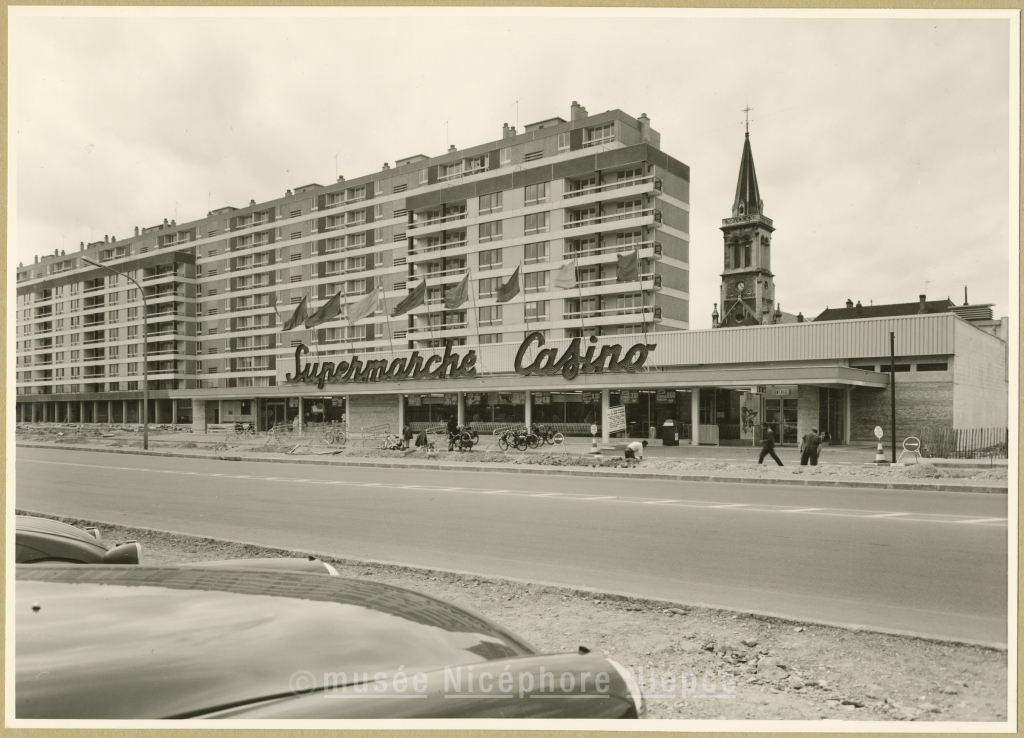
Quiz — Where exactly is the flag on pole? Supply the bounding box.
[616,250,639,282]
[496,266,521,303]
[270,292,281,320]
[304,292,344,329]
[347,284,380,324]
[282,294,309,331]
[392,279,426,316]
[553,259,578,289]
[444,272,470,309]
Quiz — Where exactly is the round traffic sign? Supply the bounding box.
[590,424,598,436]
[903,436,921,452]
[873,426,883,440]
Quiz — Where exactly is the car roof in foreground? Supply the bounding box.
[17,564,536,719]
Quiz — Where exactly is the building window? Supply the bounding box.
[478,277,500,299]
[524,300,549,322]
[880,364,912,373]
[916,362,949,372]
[478,248,502,271]
[584,123,615,147]
[478,220,503,243]
[374,180,384,196]
[479,333,502,344]
[419,169,428,185]
[374,204,384,219]
[500,148,512,166]
[478,305,502,327]
[524,182,549,204]
[524,212,550,235]
[478,192,503,215]
[524,241,549,264]
[524,271,548,294]
[557,132,570,151]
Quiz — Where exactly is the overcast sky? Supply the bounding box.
[9,9,1016,326]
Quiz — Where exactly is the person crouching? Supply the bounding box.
[625,439,648,466]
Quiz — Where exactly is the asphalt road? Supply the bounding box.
[16,447,1009,646]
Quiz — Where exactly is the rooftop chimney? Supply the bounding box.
[964,286,969,306]
[134,226,139,236]
[54,249,59,256]
[502,122,510,139]
[638,112,650,139]
[918,294,927,314]
[34,255,38,263]
[61,249,65,256]
[845,299,854,309]
[249,200,255,206]
[80,241,85,250]
[856,300,862,309]
[164,218,168,225]
[286,189,292,195]
[336,176,344,182]
[382,162,390,170]
[448,144,457,153]
[797,312,804,323]
[570,101,588,121]
[104,235,109,243]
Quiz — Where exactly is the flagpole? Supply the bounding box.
[519,261,534,364]
[469,270,483,349]
[379,287,396,360]
[573,260,587,336]
[637,248,647,339]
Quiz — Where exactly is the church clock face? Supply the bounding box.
[735,281,746,294]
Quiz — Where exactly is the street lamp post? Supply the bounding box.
[82,257,149,450]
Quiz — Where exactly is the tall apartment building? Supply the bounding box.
[15,102,690,425]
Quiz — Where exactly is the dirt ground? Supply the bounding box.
[18,511,1009,723]
[16,425,1008,487]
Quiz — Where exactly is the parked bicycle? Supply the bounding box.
[448,424,477,452]
[234,422,256,438]
[381,433,404,451]
[532,424,556,445]
[316,424,346,446]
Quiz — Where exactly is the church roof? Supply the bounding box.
[814,298,955,322]
[732,133,763,217]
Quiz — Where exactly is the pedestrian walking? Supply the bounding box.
[758,426,784,466]
[800,427,822,466]
[401,423,413,450]
[624,439,648,466]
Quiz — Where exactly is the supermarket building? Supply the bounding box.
[14,103,1008,445]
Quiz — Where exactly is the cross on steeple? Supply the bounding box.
[742,105,753,135]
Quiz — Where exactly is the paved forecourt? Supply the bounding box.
[16,446,1009,647]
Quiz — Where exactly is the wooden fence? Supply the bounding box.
[919,427,1008,459]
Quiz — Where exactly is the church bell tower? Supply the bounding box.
[715,116,779,328]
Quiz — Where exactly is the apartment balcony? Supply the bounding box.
[83,330,105,344]
[582,134,616,149]
[578,273,662,291]
[565,239,663,261]
[34,325,53,335]
[231,364,272,373]
[408,211,468,233]
[147,326,185,337]
[146,304,184,318]
[146,362,181,375]
[563,174,663,200]
[33,371,53,380]
[407,321,469,335]
[408,237,468,263]
[83,283,105,294]
[409,265,468,283]
[83,354,106,363]
[564,207,662,231]
[34,339,53,350]
[83,316,105,327]
[143,268,180,282]
[82,368,106,378]
[562,304,662,322]
[435,166,486,184]
[33,307,53,319]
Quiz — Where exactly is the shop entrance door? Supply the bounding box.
[764,398,800,444]
[263,401,286,431]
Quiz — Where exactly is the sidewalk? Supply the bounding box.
[16,427,1009,494]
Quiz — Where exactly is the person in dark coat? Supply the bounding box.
[758,426,783,466]
[800,427,822,466]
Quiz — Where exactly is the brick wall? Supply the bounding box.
[850,379,953,442]
[348,393,400,437]
[953,320,1009,428]
[797,386,819,443]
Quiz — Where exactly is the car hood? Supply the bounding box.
[17,565,535,719]
[16,515,108,563]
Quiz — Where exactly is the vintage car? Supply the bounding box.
[15,514,142,565]
[17,563,644,719]
[15,515,339,575]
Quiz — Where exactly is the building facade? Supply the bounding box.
[15,104,1008,447]
[15,103,690,427]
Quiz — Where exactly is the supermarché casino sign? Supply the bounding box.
[286,332,657,389]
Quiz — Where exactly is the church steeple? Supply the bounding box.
[731,132,763,218]
[715,121,778,329]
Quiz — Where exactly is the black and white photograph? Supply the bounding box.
[8,6,1018,727]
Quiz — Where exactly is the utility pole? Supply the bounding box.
[890,331,896,464]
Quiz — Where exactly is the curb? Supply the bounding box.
[17,442,1008,494]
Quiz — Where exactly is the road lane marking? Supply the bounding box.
[18,458,1007,527]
